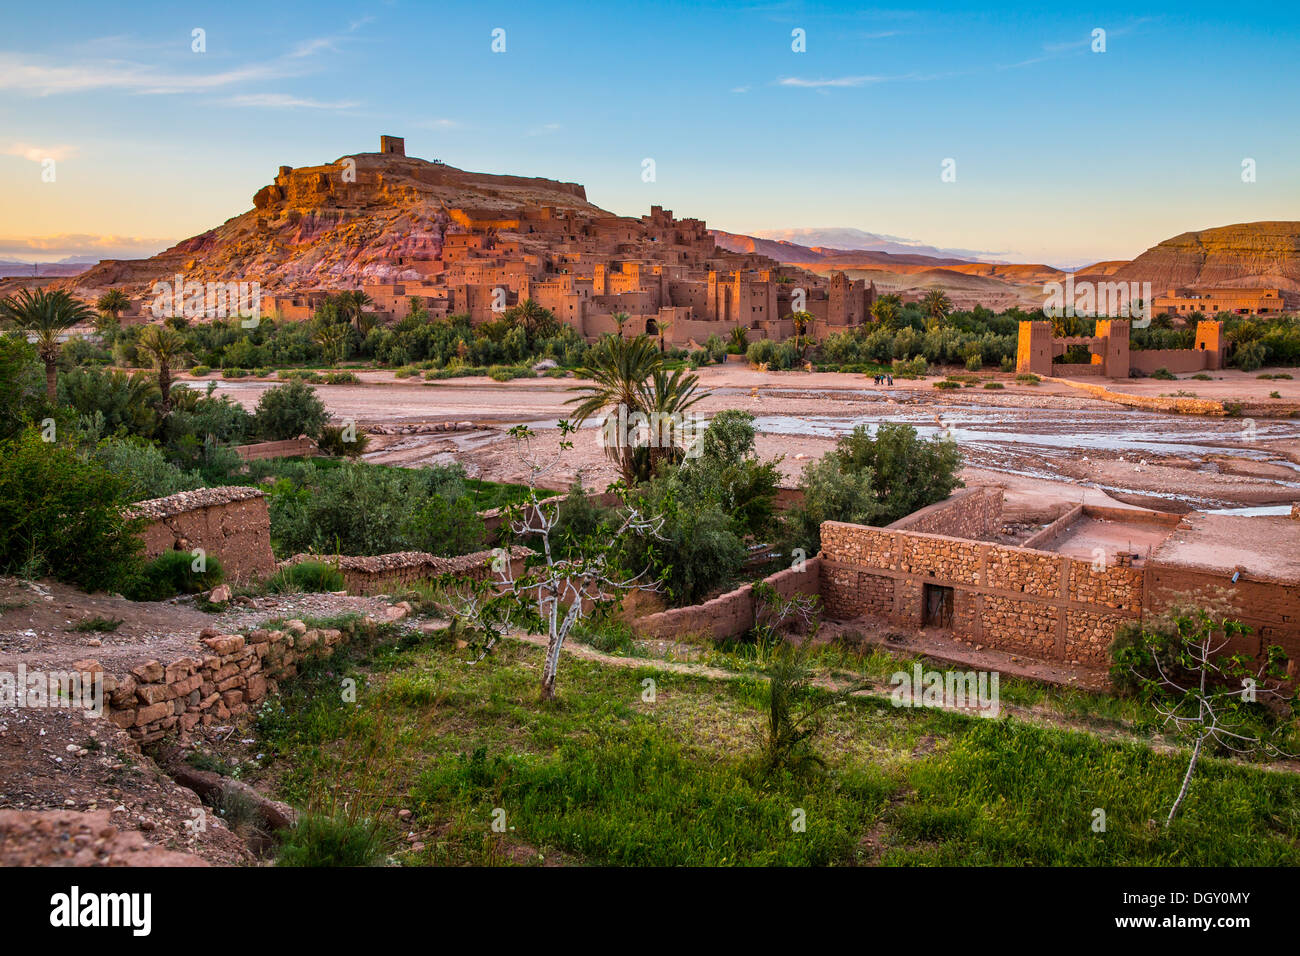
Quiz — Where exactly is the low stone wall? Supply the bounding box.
[97,622,345,743]
[1021,504,1084,551]
[278,547,528,595]
[887,486,1003,539]
[632,558,822,641]
[1047,377,1227,416]
[819,521,1144,666]
[128,487,277,583]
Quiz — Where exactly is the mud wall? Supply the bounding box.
[278,547,529,595]
[1129,349,1212,376]
[130,487,277,583]
[632,558,822,641]
[234,437,318,461]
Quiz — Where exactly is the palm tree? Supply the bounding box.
[506,298,556,342]
[870,294,903,330]
[313,319,349,367]
[612,311,630,338]
[135,324,189,417]
[0,288,96,401]
[789,310,812,357]
[96,288,131,320]
[338,290,375,332]
[567,335,665,483]
[922,289,951,329]
[638,366,704,478]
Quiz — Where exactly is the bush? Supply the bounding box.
[254,381,329,440]
[122,550,224,602]
[933,380,961,389]
[983,381,1004,390]
[402,495,486,557]
[267,561,345,594]
[1015,373,1040,384]
[191,365,211,376]
[316,424,370,458]
[1234,340,1266,372]
[94,437,203,501]
[0,430,143,591]
[277,813,385,867]
[1151,367,1176,380]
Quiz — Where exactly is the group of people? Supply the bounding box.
[872,373,894,386]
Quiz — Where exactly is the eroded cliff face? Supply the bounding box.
[62,151,605,296]
[1113,221,1300,294]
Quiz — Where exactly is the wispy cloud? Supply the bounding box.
[0,233,175,260]
[778,74,887,88]
[0,52,284,95]
[526,122,562,136]
[730,85,751,94]
[4,142,77,162]
[223,92,359,110]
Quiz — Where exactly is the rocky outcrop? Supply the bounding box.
[1101,221,1300,300]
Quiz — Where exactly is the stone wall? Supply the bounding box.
[819,521,1144,666]
[632,558,821,641]
[96,622,345,743]
[128,487,277,583]
[887,486,1004,539]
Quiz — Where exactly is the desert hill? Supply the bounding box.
[62,151,612,296]
[1098,222,1300,297]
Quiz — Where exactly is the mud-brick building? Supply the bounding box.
[819,487,1300,671]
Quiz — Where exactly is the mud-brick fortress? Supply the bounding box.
[261,137,876,346]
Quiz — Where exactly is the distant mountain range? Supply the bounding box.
[0,257,96,278]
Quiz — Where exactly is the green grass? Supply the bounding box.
[73,615,123,632]
[247,627,1300,866]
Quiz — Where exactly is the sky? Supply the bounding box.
[2,0,1298,268]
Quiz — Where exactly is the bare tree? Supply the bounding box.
[1117,603,1296,826]
[443,421,663,700]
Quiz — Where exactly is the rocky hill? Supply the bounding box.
[62,151,611,296]
[1099,221,1300,298]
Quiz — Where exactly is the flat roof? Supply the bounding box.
[1150,512,1300,581]
[1047,515,1177,566]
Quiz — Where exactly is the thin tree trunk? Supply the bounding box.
[44,360,57,402]
[159,366,172,417]
[1167,734,1203,827]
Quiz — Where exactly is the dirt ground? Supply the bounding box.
[192,364,1300,513]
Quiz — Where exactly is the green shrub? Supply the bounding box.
[322,371,359,385]
[983,381,1004,389]
[1151,367,1176,380]
[933,380,961,389]
[277,813,385,867]
[191,365,211,376]
[123,550,224,601]
[402,495,486,557]
[1015,373,1040,384]
[1234,340,1266,372]
[316,424,370,458]
[93,437,203,501]
[267,561,345,594]
[254,381,329,440]
[0,430,143,591]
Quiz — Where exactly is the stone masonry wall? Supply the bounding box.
[886,486,1004,539]
[279,547,529,595]
[129,487,277,583]
[93,622,345,744]
[819,521,1144,666]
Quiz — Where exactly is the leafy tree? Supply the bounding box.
[567,334,667,483]
[834,422,964,524]
[0,289,96,400]
[0,334,46,442]
[254,381,328,440]
[93,436,203,500]
[0,429,143,591]
[922,289,952,329]
[402,494,485,556]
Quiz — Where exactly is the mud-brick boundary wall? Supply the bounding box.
[818,521,1145,666]
[128,487,277,583]
[886,486,1004,538]
[632,559,822,641]
[278,547,529,595]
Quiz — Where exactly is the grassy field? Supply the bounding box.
[250,618,1300,867]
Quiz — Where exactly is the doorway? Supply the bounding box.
[923,584,954,628]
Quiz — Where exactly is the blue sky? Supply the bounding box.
[2,0,1297,266]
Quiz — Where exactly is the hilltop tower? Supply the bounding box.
[379,135,405,156]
